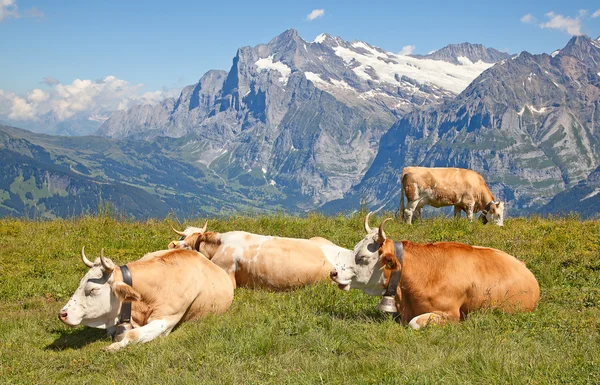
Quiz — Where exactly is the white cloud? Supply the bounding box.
[306,9,324,21]
[0,0,44,22]
[540,12,583,36]
[0,0,18,21]
[592,9,600,18]
[398,45,415,55]
[0,75,179,123]
[520,13,534,23]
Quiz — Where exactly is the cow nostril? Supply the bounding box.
[330,270,338,279]
[59,311,68,321]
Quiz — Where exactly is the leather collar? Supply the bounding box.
[119,265,132,324]
[382,241,404,297]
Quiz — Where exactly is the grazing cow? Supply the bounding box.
[329,213,539,328]
[168,222,351,290]
[58,247,233,351]
[400,166,505,226]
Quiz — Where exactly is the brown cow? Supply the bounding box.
[168,223,352,291]
[400,166,505,225]
[329,213,540,328]
[59,247,234,351]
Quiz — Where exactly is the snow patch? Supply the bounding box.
[332,44,493,94]
[255,55,291,84]
[304,72,326,84]
[517,105,547,115]
[580,188,600,202]
[88,114,109,123]
[456,56,473,65]
[261,167,267,174]
[330,78,354,90]
[530,105,546,114]
[313,33,327,44]
[551,50,560,58]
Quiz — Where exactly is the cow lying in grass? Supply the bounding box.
[169,222,351,290]
[59,247,234,351]
[329,213,539,328]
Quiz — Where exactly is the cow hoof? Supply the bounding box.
[103,342,124,352]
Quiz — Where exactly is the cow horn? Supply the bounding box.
[170,225,186,237]
[364,212,373,233]
[378,218,393,243]
[99,248,115,272]
[200,220,208,233]
[81,246,94,268]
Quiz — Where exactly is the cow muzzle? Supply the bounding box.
[58,310,68,322]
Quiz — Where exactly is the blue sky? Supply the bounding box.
[1,0,599,126]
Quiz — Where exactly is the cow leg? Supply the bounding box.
[407,311,459,330]
[453,206,462,219]
[104,316,180,351]
[465,203,475,222]
[404,200,420,225]
[414,203,425,221]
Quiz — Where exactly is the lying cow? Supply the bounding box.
[58,247,234,351]
[329,213,539,328]
[400,166,505,226]
[169,222,351,290]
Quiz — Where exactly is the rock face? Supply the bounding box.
[98,29,498,206]
[538,165,600,219]
[325,36,600,214]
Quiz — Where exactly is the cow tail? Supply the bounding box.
[399,172,406,221]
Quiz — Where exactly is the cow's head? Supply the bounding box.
[168,221,208,250]
[169,222,221,258]
[481,201,505,226]
[58,247,140,329]
[329,213,392,296]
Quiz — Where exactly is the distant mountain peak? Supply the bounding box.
[413,42,513,65]
[269,28,303,45]
[560,34,600,66]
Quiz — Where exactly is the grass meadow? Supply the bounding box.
[1,213,599,384]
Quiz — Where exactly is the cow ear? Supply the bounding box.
[112,282,141,302]
[380,253,399,270]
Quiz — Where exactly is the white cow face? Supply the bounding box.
[485,201,505,226]
[58,248,139,329]
[329,214,388,296]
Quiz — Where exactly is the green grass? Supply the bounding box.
[1,213,600,384]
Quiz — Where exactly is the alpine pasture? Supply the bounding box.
[1,213,599,384]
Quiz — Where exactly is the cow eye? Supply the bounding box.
[356,255,370,264]
[85,287,99,296]
[179,236,185,241]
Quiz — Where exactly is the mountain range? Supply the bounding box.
[2,30,599,219]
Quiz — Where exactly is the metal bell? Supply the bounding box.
[377,295,397,313]
[114,322,133,342]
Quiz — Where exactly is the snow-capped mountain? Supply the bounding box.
[412,42,513,65]
[324,35,600,214]
[97,29,507,206]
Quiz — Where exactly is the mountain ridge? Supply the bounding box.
[323,35,600,214]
